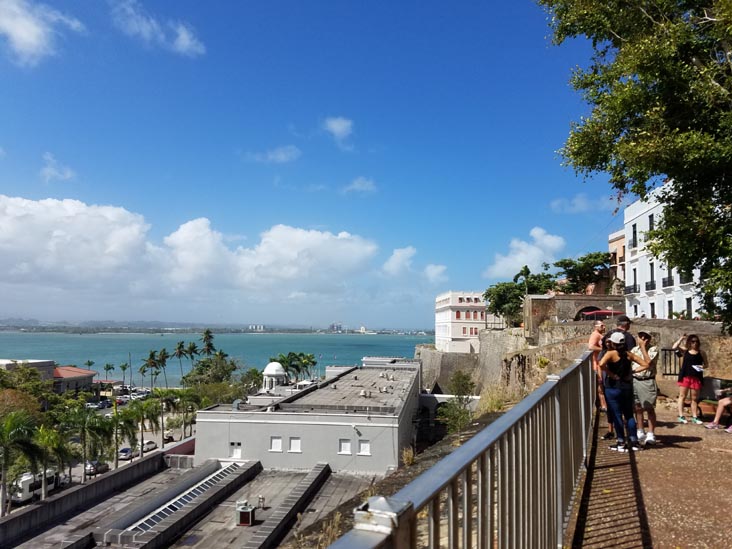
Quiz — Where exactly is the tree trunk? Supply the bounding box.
[41,459,48,501]
[0,468,7,518]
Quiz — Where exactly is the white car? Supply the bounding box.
[142,440,158,452]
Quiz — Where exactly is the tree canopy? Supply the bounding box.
[538,0,732,330]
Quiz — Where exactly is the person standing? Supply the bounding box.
[614,314,637,350]
[630,331,659,444]
[673,334,705,424]
[599,331,649,452]
[588,320,608,412]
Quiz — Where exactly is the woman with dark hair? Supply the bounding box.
[599,331,649,452]
[673,334,705,424]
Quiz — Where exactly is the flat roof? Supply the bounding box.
[278,365,418,415]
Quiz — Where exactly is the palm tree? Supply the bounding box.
[0,411,39,516]
[201,329,215,356]
[138,364,148,391]
[84,359,95,370]
[154,389,179,449]
[269,353,293,383]
[119,362,129,387]
[65,407,110,484]
[127,399,160,459]
[299,353,318,380]
[287,352,303,383]
[157,348,170,389]
[110,409,137,470]
[104,363,115,381]
[173,341,187,381]
[213,349,229,360]
[186,342,200,372]
[143,351,157,391]
[177,389,201,438]
[34,425,61,500]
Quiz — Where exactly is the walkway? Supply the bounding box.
[565,400,732,548]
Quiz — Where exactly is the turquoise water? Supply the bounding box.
[0,331,432,387]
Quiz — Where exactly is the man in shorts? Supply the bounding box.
[631,331,659,444]
[588,320,608,413]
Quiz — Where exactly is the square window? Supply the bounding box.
[358,440,371,456]
[289,437,301,453]
[269,436,282,452]
[338,438,351,455]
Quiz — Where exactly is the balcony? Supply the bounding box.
[624,284,639,294]
[628,237,638,249]
[662,276,674,288]
[645,280,656,291]
[617,255,625,264]
[680,272,694,284]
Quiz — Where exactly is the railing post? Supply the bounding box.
[351,495,415,549]
[547,373,563,549]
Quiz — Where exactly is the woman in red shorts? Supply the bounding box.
[673,334,705,424]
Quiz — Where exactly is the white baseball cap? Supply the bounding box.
[609,332,626,345]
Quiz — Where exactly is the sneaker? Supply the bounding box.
[637,429,646,441]
[705,422,720,430]
[644,433,656,445]
[725,425,732,434]
[609,442,628,452]
[629,441,642,451]
[690,416,703,425]
[678,416,688,424]
[601,431,615,440]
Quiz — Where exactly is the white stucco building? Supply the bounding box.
[434,291,504,353]
[194,358,421,476]
[623,187,701,319]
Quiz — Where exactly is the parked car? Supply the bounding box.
[104,412,115,419]
[98,400,112,409]
[116,397,128,405]
[118,447,140,460]
[142,440,158,452]
[84,402,99,410]
[84,460,110,475]
[163,430,175,443]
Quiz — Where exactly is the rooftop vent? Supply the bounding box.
[232,399,242,411]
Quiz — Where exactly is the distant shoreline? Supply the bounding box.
[0,327,434,336]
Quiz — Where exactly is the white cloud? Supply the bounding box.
[111,0,205,57]
[39,152,75,182]
[382,246,416,277]
[323,116,353,149]
[245,145,301,164]
[0,0,84,66]
[342,176,376,195]
[0,194,380,307]
[424,264,447,284]
[170,21,205,57]
[483,227,566,279]
[550,193,617,214]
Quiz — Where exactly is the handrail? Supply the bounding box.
[330,351,595,549]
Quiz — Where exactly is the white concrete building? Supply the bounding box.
[194,358,421,476]
[623,187,701,319]
[435,291,504,353]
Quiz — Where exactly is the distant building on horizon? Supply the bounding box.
[434,291,505,353]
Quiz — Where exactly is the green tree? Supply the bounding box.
[84,360,95,370]
[103,363,115,381]
[201,329,216,357]
[173,341,187,381]
[64,406,111,484]
[0,411,39,516]
[182,355,238,386]
[157,348,170,389]
[33,425,63,500]
[186,341,200,371]
[437,371,476,443]
[119,362,129,387]
[553,252,612,294]
[484,265,556,326]
[240,368,263,395]
[109,408,136,469]
[538,0,732,330]
[127,399,160,460]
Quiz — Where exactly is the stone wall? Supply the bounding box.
[415,319,732,397]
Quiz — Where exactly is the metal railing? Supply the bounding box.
[330,353,595,549]
[624,284,639,294]
[662,276,674,288]
[661,348,681,376]
[645,280,656,291]
[679,273,693,284]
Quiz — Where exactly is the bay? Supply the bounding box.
[0,331,433,387]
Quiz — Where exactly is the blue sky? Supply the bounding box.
[0,0,624,329]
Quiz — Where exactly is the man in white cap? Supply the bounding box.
[630,331,659,444]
